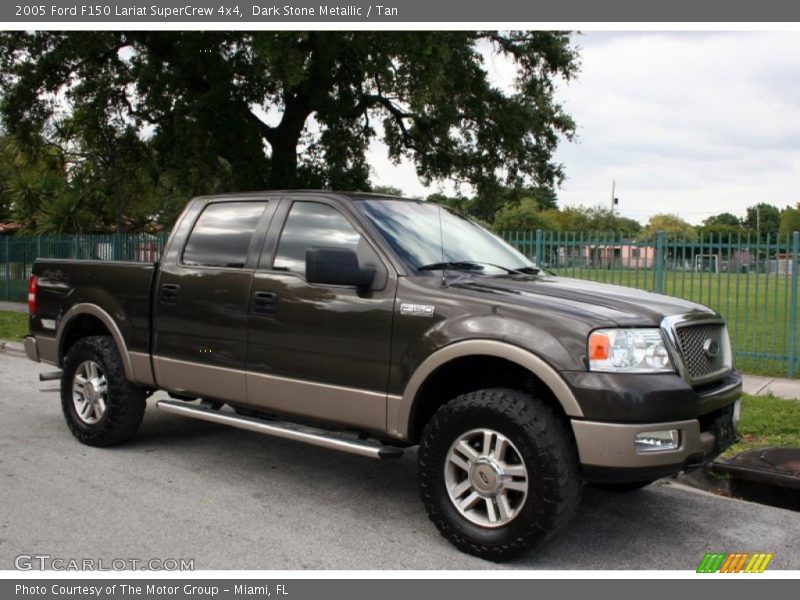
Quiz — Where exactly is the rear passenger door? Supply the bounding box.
[153,199,276,403]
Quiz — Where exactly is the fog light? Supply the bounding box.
[733,400,741,427]
[635,430,680,453]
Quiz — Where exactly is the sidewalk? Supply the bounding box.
[0,301,26,313]
[742,374,800,400]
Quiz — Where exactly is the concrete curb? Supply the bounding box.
[0,339,26,358]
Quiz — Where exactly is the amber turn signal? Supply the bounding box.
[588,332,610,361]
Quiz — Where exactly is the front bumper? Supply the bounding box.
[574,415,729,483]
[569,372,742,483]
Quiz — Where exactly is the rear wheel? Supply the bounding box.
[61,336,146,446]
[418,388,581,561]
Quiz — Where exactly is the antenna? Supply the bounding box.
[437,201,447,287]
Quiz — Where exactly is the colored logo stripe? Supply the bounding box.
[697,552,773,573]
[697,553,727,573]
[744,553,773,573]
[720,553,748,573]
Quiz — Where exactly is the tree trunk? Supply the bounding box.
[269,135,300,189]
[265,94,312,189]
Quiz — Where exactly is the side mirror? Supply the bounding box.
[306,247,376,288]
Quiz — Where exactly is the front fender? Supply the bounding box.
[387,333,585,441]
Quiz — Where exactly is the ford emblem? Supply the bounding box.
[703,338,720,359]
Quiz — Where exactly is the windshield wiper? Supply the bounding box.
[417,261,537,275]
[514,266,543,275]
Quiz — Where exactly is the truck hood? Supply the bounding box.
[448,274,713,326]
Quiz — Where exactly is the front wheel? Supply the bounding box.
[418,388,582,561]
[61,336,146,447]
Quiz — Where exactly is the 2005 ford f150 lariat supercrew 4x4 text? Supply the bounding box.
[24,191,742,560]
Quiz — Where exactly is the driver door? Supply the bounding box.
[245,196,397,431]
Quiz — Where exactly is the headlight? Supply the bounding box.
[588,328,674,373]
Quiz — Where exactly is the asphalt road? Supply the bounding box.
[1,350,798,571]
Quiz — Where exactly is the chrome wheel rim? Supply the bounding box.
[444,428,529,528]
[72,360,108,425]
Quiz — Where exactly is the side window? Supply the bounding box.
[183,202,267,268]
[273,202,374,275]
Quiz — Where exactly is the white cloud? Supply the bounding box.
[554,31,800,224]
[367,31,800,225]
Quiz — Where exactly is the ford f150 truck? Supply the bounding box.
[24,191,742,560]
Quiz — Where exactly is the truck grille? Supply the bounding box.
[673,323,730,383]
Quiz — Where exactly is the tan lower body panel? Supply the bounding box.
[151,356,388,433]
[571,418,716,468]
[245,371,387,432]
[129,351,155,387]
[152,356,248,404]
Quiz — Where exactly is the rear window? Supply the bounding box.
[182,202,267,268]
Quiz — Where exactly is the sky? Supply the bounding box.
[365,31,800,226]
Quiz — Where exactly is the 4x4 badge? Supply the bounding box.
[400,303,435,317]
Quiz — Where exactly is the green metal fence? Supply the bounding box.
[501,229,800,378]
[0,233,169,306]
[2,230,800,378]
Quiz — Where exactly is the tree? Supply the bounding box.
[644,213,696,241]
[696,212,742,237]
[744,203,781,238]
[370,185,404,196]
[493,197,558,231]
[780,204,800,238]
[468,184,559,221]
[0,134,77,232]
[540,205,641,233]
[0,31,579,221]
[703,212,741,228]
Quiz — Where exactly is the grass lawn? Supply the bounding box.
[723,393,800,456]
[0,310,28,341]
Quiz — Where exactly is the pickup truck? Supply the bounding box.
[24,191,742,561]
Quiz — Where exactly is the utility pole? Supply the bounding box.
[756,205,761,239]
[610,180,619,215]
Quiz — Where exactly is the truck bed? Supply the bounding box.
[31,259,157,355]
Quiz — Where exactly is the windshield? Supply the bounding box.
[356,199,537,274]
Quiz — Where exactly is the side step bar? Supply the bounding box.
[156,400,404,460]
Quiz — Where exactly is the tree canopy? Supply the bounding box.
[0,31,579,232]
[644,213,696,241]
[493,197,558,231]
[543,205,641,233]
[780,204,800,239]
[744,203,781,239]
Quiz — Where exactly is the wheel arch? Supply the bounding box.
[57,303,135,381]
[389,340,584,442]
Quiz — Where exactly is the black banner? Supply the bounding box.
[4,0,800,23]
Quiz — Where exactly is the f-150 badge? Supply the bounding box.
[400,303,435,317]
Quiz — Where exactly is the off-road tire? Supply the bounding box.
[418,388,582,562]
[61,335,146,446]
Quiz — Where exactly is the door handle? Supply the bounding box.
[160,283,180,303]
[252,291,278,314]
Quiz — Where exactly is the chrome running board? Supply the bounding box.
[156,400,404,460]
